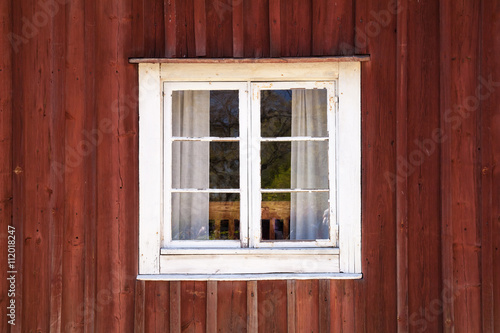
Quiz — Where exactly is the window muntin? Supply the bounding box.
[164,82,249,248]
[164,81,337,250]
[251,82,337,248]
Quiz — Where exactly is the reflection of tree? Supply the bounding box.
[210,91,239,137]
[261,90,292,137]
[261,90,293,200]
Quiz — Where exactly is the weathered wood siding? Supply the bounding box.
[1,0,499,331]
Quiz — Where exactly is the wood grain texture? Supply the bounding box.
[232,0,244,57]
[355,0,398,331]
[295,280,319,332]
[0,1,12,332]
[243,0,269,58]
[442,1,482,332]
[5,0,500,332]
[247,281,258,332]
[406,0,442,332]
[206,0,233,57]
[217,281,247,332]
[257,280,287,332]
[206,281,217,333]
[180,281,207,332]
[480,2,500,331]
[395,0,409,331]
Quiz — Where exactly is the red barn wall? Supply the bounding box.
[0,0,499,332]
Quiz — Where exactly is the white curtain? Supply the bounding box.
[290,90,329,240]
[171,91,210,240]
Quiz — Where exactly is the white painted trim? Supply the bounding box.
[160,248,339,255]
[159,62,340,82]
[138,63,162,274]
[159,253,339,274]
[137,61,362,276]
[137,273,363,281]
[338,62,362,273]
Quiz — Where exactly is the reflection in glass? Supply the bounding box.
[260,192,329,241]
[261,89,328,137]
[210,91,239,137]
[210,142,239,189]
[172,193,240,240]
[261,142,328,190]
[172,90,239,138]
[261,90,292,137]
[261,142,291,190]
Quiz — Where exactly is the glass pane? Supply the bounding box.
[261,90,292,137]
[172,90,210,137]
[172,141,209,189]
[172,90,239,137]
[261,89,328,137]
[172,193,240,240]
[261,192,329,241]
[172,141,240,189]
[261,141,329,189]
[209,193,240,240]
[261,142,291,189]
[210,90,239,137]
[210,142,239,189]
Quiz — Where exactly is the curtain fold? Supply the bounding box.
[171,91,210,240]
[290,90,329,240]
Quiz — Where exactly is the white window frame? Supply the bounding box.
[136,59,362,280]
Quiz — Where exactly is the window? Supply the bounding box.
[134,58,363,279]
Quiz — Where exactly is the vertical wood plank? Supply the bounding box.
[480,2,500,331]
[217,281,247,332]
[206,0,233,57]
[329,281,343,332]
[0,1,13,332]
[396,0,409,331]
[232,0,244,57]
[143,0,165,57]
[94,0,138,330]
[206,281,217,333]
[61,0,90,331]
[165,0,177,57]
[355,0,397,331]
[296,280,319,332]
[257,280,287,332]
[83,2,98,332]
[280,0,312,57]
[194,0,207,56]
[11,2,25,328]
[170,281,181,333]
[19,0,55,329]
[268,0,281,57]
[312,0,354,56]
[247,281,258,332]
[134,280,145,333]
[144,281,157,332]
[318,280,330,333]
[243,0,269,58]
[439,0,454,330]
[441,1,482,332]
[406,1,442,332]
[287,280,296,333]
[180,281,207,332]
[48,0,66,329]
[144,282,170,331]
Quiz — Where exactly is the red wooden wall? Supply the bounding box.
[0,0,499,331]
